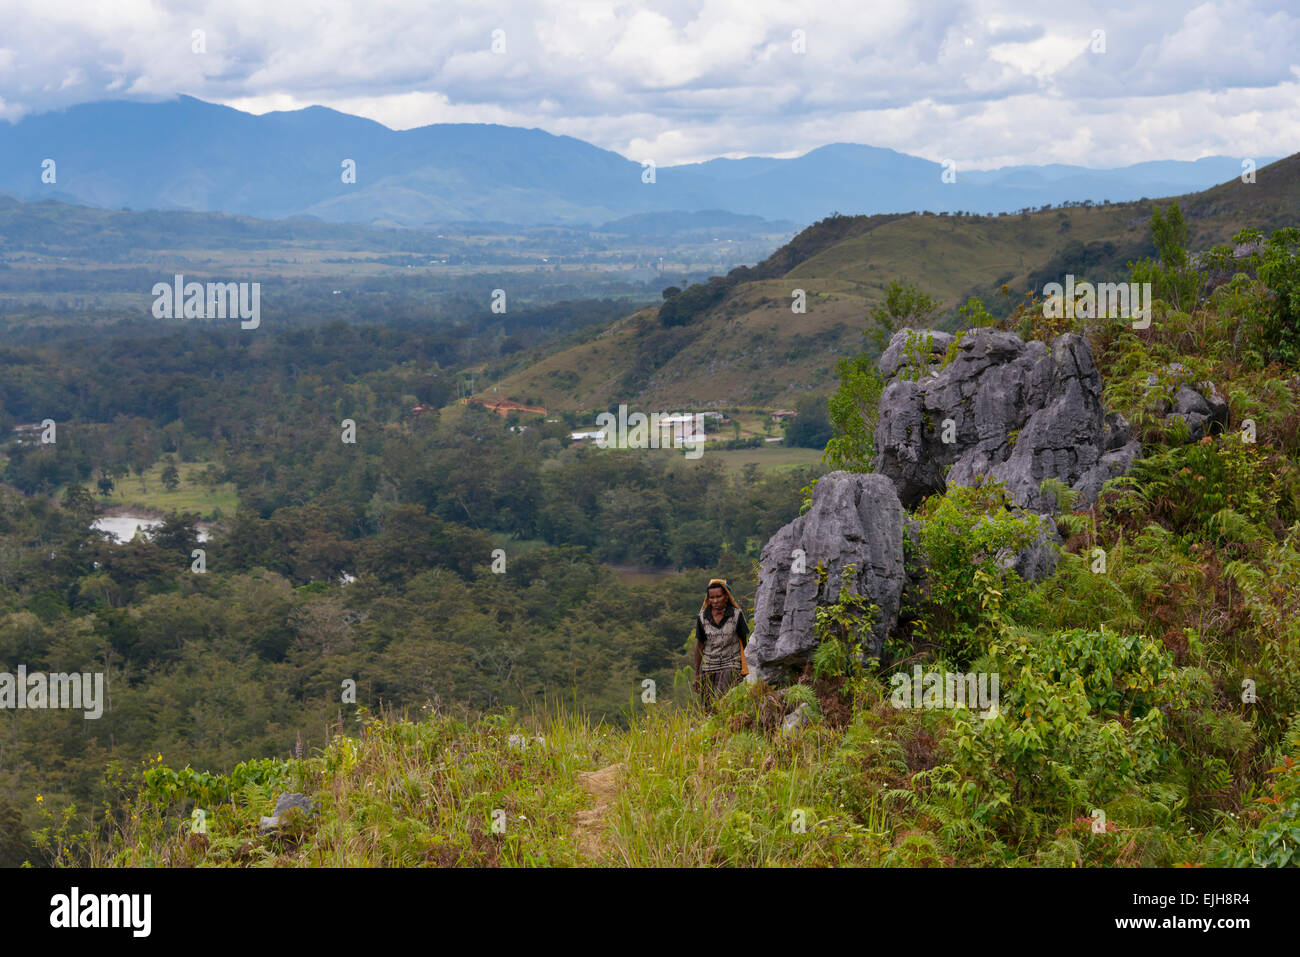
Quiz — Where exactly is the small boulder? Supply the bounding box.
[780,703,812,735]
[259,792,315,834]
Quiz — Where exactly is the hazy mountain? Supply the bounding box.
[0,96,1279,227]
[593,210,797,237]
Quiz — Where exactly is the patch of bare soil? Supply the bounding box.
[573,762,625,861]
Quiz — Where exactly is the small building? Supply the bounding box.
[655,413,707,445]
[9,423,45,446]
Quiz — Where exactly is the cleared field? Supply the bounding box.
[96,460,239,519]
[584,442,824,472]
[706,445,825,472]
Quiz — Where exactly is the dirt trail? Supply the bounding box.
[573,763,625,860]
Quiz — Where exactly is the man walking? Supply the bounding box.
[693,578,749,711]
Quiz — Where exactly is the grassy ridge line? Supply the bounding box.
[55,699,918,868]
[490,155,1300,413]
[55,672,1297,868]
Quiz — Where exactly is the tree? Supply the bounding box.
[0,798,30,868]
[160,461,180,492]
[824,353,885,473]
[783,394,833,449]
[866,279,939,353]
[96,470,115,498]
[62,483,97,522]
[671,519,722,569]
[1128,201,1201,313]
[150,512,200,556]
[1204,226,1300,366]
[1257,227,1300,364]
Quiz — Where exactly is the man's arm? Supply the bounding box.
[694,618,704,680]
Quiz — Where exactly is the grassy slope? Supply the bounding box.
[93,460,239,520]
[59,702,996,867]
[489,154,1300,413]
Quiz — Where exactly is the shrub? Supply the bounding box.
[824,353,884,472]
[913,482,1044,662]
[1113,434,1273,536]
[930,625,1186,840]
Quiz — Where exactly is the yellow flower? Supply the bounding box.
[35,795,43,803]
[156,754,163,762]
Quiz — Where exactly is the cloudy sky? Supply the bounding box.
[0,0,1296,168]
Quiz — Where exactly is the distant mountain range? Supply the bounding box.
[0,95,1281,228]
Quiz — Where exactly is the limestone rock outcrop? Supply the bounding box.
[873,328,1142,512]
[746,327,1230,686]
[746,471,906,682]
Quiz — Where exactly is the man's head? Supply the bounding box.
[707,583,728,614]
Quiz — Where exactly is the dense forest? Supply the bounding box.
[4,205,1300,870]
[0,301,820,865]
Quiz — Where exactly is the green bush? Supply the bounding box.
[824,353,884,473]
[1114,434,1274,536]
[932,625,1186,840]
[913,482,1044,662]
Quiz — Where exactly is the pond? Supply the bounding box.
[93,514,211,544]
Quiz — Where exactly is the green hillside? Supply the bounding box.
[488,154,1300,414]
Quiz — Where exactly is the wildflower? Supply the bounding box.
[36,795,43,803]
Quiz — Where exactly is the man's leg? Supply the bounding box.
[715,667,740,698]
[700,670,720,711]
[701,668,739,712]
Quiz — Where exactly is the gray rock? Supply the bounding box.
[1168,383,1229,441]
[993,511,1061,582]
[1144,366,1229,442]
[874,328,1140,512]
[877,328,955,380]
[747,471,906,683]
[259,792,315,834]
[780,702,812,735]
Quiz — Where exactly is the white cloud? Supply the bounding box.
[0,0,1294,166]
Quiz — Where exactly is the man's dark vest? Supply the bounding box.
[699,606,744,673]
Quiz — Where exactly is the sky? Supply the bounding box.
[0,0,1296,168]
